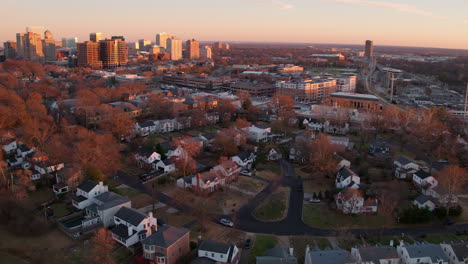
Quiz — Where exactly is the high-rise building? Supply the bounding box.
[138,39,152,52]
[150,45,161,54]
[90,32,102,42]
[26,26,45,36]
[166,37,182,61]
[200,46,212,59]
[17,32,45,62]
[99,37,128,68]
[186,39,200,59]
[3,41,17,59]
[77,41,102,68]
[214,41,229,50]
[365,40,374,58]
[62,37,78,49]
[156,32,171,49]
[43,30,56,62]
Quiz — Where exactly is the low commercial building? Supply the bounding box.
[329,92,382,111]
[229,81,276,97]
[276,78,337,103]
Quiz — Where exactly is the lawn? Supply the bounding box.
[25,188,54,207]
[295,166,333,194]
[232,176,268,194]
[0,252,28,264]
[366,235,415,246]
[290,236,332,264]
[248,235,278,264]
[417,234,468,244]
[50,203,71,218]
[130,193,154,209]
[111,187,141,198]
[252,186,290,221]
[222,190,250,214]
[111,246,133,263]
[256,161,281,175]
[303,204,387,228]
[459,198,468,222]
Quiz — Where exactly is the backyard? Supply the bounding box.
[248,235,279,264]
[253,186,290,221]
[303,204,387,228]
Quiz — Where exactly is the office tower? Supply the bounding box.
[26,26,45,36]
[90,32,102,42]
[99,37,128,68]
[214,41,223,49]
[62,37,78,49]
[186,39,200,59]
[43,30,56,62]
[166,37,182,61]
[200,46,212,59]
[156,32,171,49]
[18,32,45,62]
[138,39,151,51]
[365,40,374,58]
[150,45,161,54]
[127,42,139,56]
[3,41,17,59]
[77,41,102,68]
[225,43,230,50]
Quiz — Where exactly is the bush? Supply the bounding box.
[399,207,432,224]
[190,241,197,250]
[433,207,447,219]
[158,176,167,185]
[449,206,463,217]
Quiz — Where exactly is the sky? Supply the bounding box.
[2,0,468,49]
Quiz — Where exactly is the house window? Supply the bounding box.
[211,253,214,257]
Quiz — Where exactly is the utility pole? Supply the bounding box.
[464,83,468,129]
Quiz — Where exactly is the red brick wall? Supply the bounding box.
[166,233,190,264]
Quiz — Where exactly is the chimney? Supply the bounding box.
[390,240,394,247]
[289,248,294,256]
[99,181,103,186]
[306,245,310,253]
[399,240,404,246]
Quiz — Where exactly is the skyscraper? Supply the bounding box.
[77,41,102,68]
[365,40,374,58]
[156,32,171,49]
[150,45,161,55]
[99,37,128,68]
[62,37,78,49]
[3,41,17,59]
[186,39,200,59]
[138,39,152,51]
[166,37,182,61]
[20,32,45,62]
[43,30,57,62]
[200,46,212,59]
[26,26,45,36]
[90,32,102,42]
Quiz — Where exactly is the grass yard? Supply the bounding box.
[50,203,71,218]
[25,188,54,207]
[130,193,154,209]
[290,236,332,263]
[111,246,133,263]
[112,187,141,198]
[0,252,28,264]
[256,161,282,175]
[459,198,468,222]
[366,235,415,246]
[303,204,387,228]
[253,186,290,221]
[248,235,279,264]
[232,176,268,194]
[295,166,334,194]
[222,190,250,214]
[417,234,468,244]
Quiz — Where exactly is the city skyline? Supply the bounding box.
[1,0,468,50]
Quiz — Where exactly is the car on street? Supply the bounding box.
[443,220,455,226]
[240,170,252,176]
[244,238,252,249]
[220,218,234,227]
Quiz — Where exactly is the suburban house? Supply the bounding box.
[2,138,17,154]
[351,245,400,264]
[135,149,161,168]
[330,136,351,149]
[413,170,438,189]
[335,155,351,170]
[141,225,190,264]
[256,244,297,264]
[212,160,241,182]
[413,195,436,211]
[53,166,82,195]
[231,151,256,169]
[244,125,271,142]
[368,140,391,156]
[335,167,360,189]
[111,207,157,247]
[397,243,449,264]
[266,146,282,161]
[135,120,158,137]
[305,247,357,264]
[192,240,240,264]
[72,180,109,209]
[440,242,468,264]
[422,185,459,206]
[335,188,378,215]
[34,161,65,176]
[155,159,176,173]
[82,191,131,228]
[303,119,350,135]
[394,157,419,179]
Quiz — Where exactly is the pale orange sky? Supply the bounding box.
[1,0,467,49]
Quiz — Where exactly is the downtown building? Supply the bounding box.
[200,45,212,59]
[365,40,374,58]
[3,41,17,59]
[166,37,182,61]
[42,30,57,62]
[186,39,200,59]
[16,32,45,63]
[77,41,102,68]
[276,77,337,103]
[99,36,128,68]
[156,32,171,50]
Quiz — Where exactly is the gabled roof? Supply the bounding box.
[448,243,468,261]
[198,240,232,254]
[356,245,399,262]
[414,170,432,179]
[77,180,99,192]
[414,195,432,205]
[307,249,355,264]
[142,225,189,248]
[94,192,130,210]
[159,159,173,166]
[136,148,158,157]
[139,120,156,128]
[256,244,297,264]
[235,151,252,160]
[395,156,413,166]
[403,243,448,262]
[338,167,358,180]
[111,224,131,239]
[114,207,147,227]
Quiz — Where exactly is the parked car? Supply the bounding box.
[443,220,455,226]
[244,238,252,249]
[309,198,321,203]
[157,219,167,226]
[220,218,234,227]
[240,170,252,176]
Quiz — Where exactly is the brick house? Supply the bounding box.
[141,225,190,264]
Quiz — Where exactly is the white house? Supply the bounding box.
[34,161,64,175]
[155,159,175,173]
[330,136,350,149]
[336,167,360,189]
[413,195,436,211]
[231,151,256,169]
[2,139,17,154]
[397,243,449,264]
[305,247,357,264]
[413,170,438,189]
[158,119,176,133]
[394,157,419,179]
[72,180,109,209]
[351,245,400,264]
[84,191,131,228]
[335,155,351,170]
[335,188,377,215]
[440,242,468,264]
[196,240,240,264]
[422,185,459,206]
[111,207,157,247]
[244,125,271,142]
[266,146,282,161]
[135,149,161,168]
[135,120,158,137]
